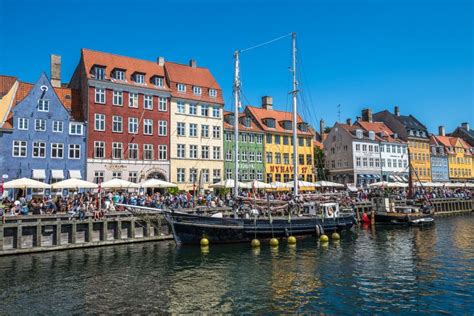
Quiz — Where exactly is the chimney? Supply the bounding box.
[461,122,470,131]
[356,116,361,122]
[157,57,165,66]
[319,119,325,140]
[439,126,445,136]
[189,59,197,68]
[346,118,352,126]
[361,108,373,122]
[394,106,400,116]
[50,54,61,88]
[261,96,273,110]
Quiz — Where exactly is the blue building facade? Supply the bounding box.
[0,73,86,184]
[430,137,449,182]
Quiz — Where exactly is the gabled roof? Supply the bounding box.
[338,123,383,141]
[432,135,471,152]
[245,105,314,136]
[165,61,223,104]
[81,48,170,91]
[223,111,264,133]
[356,121,405,144]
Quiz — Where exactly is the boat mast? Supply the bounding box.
[233,50,240,198]
[291,32,298,196]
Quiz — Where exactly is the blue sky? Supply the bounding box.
[0,0,472,133]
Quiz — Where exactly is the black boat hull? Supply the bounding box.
[374,213,434,226]
[166,213,355,245]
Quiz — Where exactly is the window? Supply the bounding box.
[375,158,380,168]
[93,171,104,184]
[128,117,138,134]
[177,168,185,183]
[126,143,138,160]
[212,106,220,118]
[35,119,46,131]
[177,144,185,158]
[113,91,123,106]
[189,168,198,182]
[144,95,153,109]
[153,77,164,87]
[299,154,305,165]
[249,152,255,162]
[225,150,233,161]
[112,142,123,159]
[201,104,209,116]
[283,153,289,164]
[213,126,221,139]
[158,97,167,111]
[387,159,392,167]
[369,158,374,167]
[202,146,209,159]
[94,66,105,80]
[306,154,312,165]
[128,171,138,183]
[32,141,46,158]
[368,145,373,152]
[177,101,185,113]
[265,119,275,128]
[257,152,263,162]
[213,169,221,183]
[266,152,273,163]
[135,73,145,84]
[159,145,167,160]
[226,169,232,180]
[158,120,167,136]
[298,137,304,146]
[256,134,263,144]
[177,83,186,92]
[12,140,27,157]
[69,123,83,135]
[177,122,186,136]
[140,119,152,135]
[275,153,281,164]
[38,99,49,112]
[95,114,105,131]
[275,135,281,145]
[189,103,197,115]
[112,171,122,179]
[144,144,153,160]
[193,86,202,95]
[213,146,221,160]
[242,151,248,161]
[95,88,105,104]
[266,173,273,183]
[112,116,123,133]
[129,92,138,108]
[17,118,28,130]
[189,123,198,137]
[68,144,81,159]
[94,141,105,158]
[202,169,210,183]
[209,89,217,97]
[201,125,209,138]
[249,134,255,143]
[114,69,125,81]
[51,143,64,159]
[362,144,367,152]
[362,158,368,167]
[189,145,198,159]
[266,134,272,144]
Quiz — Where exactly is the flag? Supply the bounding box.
[288,212,291,223]
[269,212,273,224]
[0,179,3,195]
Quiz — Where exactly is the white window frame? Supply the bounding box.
[144,95,153,110]
[143,119,153,135]
[128,117,138,134]
[128,143,139,160]
[209,89,217,97]
[177,122,185,136]
[51,143,64,159]
[129,92,138,108]
[35,119,46,132]
[68,144,81,160]
[212,106,220,118]
[201,125,209,138]
[193,86,202,95]
[38,99,49,112]
[95,88,106,104]
[112,142,123,159]
[12,140,27,157]
[177,83,186,92]
[32,141,46,158]
[52,120,63,133]
[158,97,167,111]
[94,141,105,158]
[113,90,123,106]
[177,144,185,158]
[114,69,125,81]
[17,118,28,130]
[135,73,145,84]
[158,145,167,160]
[213,146,220,160]
[153,77,164,87]
[69,123,84,136]
[112,116,123,133]
[158,120,167,136]
[95,114,105,131]
[189,145,198,159]
[177,101,185,113]
[189,123,197,137]
[144,144,154,160]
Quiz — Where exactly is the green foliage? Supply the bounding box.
[314,146,328,180]
[167,187,179,195]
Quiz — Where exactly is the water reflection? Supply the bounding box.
[0,217,473,314]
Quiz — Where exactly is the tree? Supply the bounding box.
[314,146,328,180]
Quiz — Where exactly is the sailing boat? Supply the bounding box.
[162,33,356,245]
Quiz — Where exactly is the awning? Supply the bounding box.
[358,174,366,179]
[51,169,65,179]
[374,175,380,179]
[401,176,408,182]
[69,170,82,179]
[32,169,46,179]
[389,175,396,181]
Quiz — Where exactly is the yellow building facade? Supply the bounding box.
[447,139,473,180]
[408,140,432,182]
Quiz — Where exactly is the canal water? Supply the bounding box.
[0,216,473,314]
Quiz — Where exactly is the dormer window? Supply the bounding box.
[264,118,276,128]
[415,130,420,137]
[93,66,105,80]
[242,117,251,127]
[177,83,186,92]
[38,99,49,112]
[421,131,426,138]
[114,69,125,81]
[409,130,414,136]
[368,131,375,140]
[193,86,202,95]
[298,122,307,132]
[281,121,292,130]
[209,89,217,97]
[356,129,363,139]
[134,73,145,84]
[153,76,164,87]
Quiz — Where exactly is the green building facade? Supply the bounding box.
[223,112,265,182]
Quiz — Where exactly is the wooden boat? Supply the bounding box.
[369,197,434,226]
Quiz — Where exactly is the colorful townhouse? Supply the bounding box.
[355,111,409,182]
[69,49,171,184]
[323,121,381,186]
[166,59,224,191]
[223,111,265,182]
[0,62,86,184]
[431,126,473,181]
[430,131,450,182]
[373,107,432,182]
[244,96,315,183]
[448,122,474,180]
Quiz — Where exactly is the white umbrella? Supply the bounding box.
[270,181,292,189]
[368,181,389,187]
[3,177,51,189]
[51,178,98,190]
[285,180,317,188]
[140,178,177,188]
[242,180,272,189]
[314,180,344,188]
[209,179,245,189]
[100,178,139,189]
